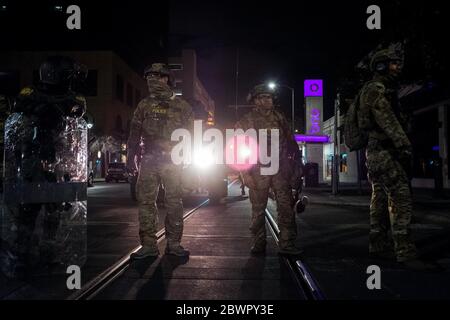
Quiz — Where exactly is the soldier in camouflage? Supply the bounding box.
[362,49,433,270]
[127,63,193,259]
[236,84,302,255]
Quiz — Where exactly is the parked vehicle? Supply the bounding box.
[105,162,129,183]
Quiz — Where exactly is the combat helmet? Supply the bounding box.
[144,63,174,86]
[144,63,171,77]
[246,84,277,103]
[370,48,403,73]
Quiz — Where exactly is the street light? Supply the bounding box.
[268,82,277,90]
[267,82,295,132]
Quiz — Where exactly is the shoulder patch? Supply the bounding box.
[363,81,385,103]
[20,87,34,96]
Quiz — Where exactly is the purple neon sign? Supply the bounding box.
[295,134,329,143]
[308,108,321,134]
[304,79,323,97]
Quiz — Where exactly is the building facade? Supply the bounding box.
[169,49,215,125]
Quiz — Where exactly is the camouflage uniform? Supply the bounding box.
[236,85,300,253]
[361,70,417,262]
[127,65,193,253]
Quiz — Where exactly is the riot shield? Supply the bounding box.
[1,112,88,278]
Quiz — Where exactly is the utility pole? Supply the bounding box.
[291,88,295,132]
[332,94,340,195]
[235,48,239,120]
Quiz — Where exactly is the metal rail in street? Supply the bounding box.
[69,180,238,300]
[68,198,210,300]
[265,208,326,300]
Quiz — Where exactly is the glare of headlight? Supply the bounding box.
[193,147,215,169]
[239,146,251,159]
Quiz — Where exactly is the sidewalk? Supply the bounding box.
[304,184,450,208]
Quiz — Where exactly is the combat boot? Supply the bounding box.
[165,242,190,257]
[278,243,303,256]
[130,245,160,260]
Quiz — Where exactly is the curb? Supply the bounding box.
[308,199,369,208]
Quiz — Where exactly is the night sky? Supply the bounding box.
[1,0,448,127]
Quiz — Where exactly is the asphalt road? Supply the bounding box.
[290,201,450,299]
[2,182,450,300]
[1,182,207,299]
[95,183,304,300]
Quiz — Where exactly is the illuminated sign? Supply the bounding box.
[309,108,321,134]
[304,79,323,97]
[295,134,329,143]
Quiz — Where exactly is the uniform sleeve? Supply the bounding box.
[235,114,249,131]
[276,110,299,158]
[127,100,145,155]
[366,83,411,149]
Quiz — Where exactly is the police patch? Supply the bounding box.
[152,106,168,114]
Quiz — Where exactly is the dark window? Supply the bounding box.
[0,70,20,96]
[116,75,124,102]
[169,64,183,70]
[412,109,439,178]
[135,89,141,105]
[126,83,133,107]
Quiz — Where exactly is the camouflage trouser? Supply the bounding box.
[248,172,297,249]
[136,156,184,248]
[366,147,417,262]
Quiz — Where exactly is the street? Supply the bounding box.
[1,180,450,300]
[0,182,207,299]
[294,197,450,299]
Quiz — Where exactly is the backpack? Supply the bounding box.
[343,83,371,151]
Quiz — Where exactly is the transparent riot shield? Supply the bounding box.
[1,113,87,278]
